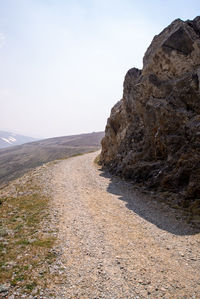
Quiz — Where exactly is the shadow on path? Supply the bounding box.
[100,170,200,236]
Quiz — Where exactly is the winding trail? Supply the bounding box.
[50,151,200,298]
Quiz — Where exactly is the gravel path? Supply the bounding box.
[49,151,200,298]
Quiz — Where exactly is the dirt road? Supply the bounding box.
[49,151,200,298]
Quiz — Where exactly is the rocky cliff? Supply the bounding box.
[100,17,200,209]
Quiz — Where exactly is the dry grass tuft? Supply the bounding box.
[94,154,101,166]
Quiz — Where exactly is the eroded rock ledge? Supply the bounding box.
[100,17,200,210]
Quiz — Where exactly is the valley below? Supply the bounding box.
[1,151,200,298]
[0,132,104,188]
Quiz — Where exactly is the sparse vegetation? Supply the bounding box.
[0,171,58,297]
[94,154,101,165]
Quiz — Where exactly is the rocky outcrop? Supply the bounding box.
[100,17,200,208]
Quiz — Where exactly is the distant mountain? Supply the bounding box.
[0,131,104,187]
[0,131,37,148]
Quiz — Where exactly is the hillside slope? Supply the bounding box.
[0,131,104,187]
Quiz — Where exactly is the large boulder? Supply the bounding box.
[100,17,200,207]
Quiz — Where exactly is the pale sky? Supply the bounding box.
[0,0,199,138]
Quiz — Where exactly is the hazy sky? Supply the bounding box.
[0,0,199,138]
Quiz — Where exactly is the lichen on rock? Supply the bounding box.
[100,16,200,208]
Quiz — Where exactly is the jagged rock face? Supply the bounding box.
[100,17,200,202]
